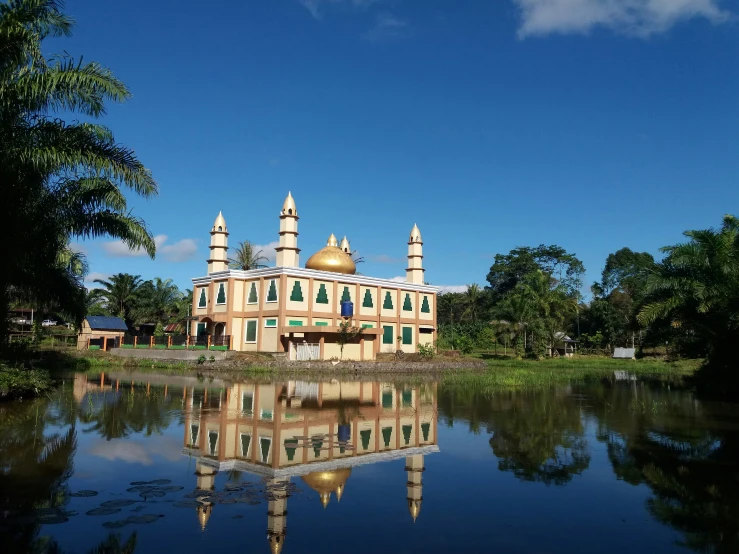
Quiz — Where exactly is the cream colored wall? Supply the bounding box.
[359,287,377,317]
[380,288,398,318]
[419,293,434,321]
[363,338,374,359]
[323,341,361,360]
[312,280,333,313]
[231,318,243,351]
[321,382,361,400]
[244,281,259,312]
[400,325,416,354]
[232,281,244,311]
[225,424,237,459]
[261,326,279,352]
[286,278,309,312]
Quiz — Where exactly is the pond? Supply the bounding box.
[1,370,738,553]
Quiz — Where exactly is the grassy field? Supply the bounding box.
[441,356,701,392]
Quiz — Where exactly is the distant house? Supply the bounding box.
[550,332,578,357]
[77,316,128,350]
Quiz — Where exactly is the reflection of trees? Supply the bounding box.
[79,388,174,441]
[585,383,739,553]
[437,386,590,485]
[0,394,77,553]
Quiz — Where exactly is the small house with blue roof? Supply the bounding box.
[77,315,128,350]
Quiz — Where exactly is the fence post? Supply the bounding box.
[186,335,190,349]
[229,335,233,350]
[168,335,172,349]
[207,335,211,349]
[150,336,154,349]
[134,336,137,348]
[87,337,90,350]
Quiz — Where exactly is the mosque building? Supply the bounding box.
[182,380,439,552]
[190,193,438,359]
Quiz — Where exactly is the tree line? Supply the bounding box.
[437,215,739,386]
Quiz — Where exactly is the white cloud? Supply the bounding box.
[84,272,110,289]
[299,0,377,19]
[371,254,404,264]
[89,437,182,466]
[365,12,409,41]
[254,241,280,263]
[69,242,87,255]
[438,285,469,294]
[102,235,197,262]
[513,0,731,38]
[389,275,407,283]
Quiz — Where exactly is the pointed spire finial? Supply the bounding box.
[281,192,297,216]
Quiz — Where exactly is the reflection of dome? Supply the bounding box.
[197,502,213,530]
[268,532,285,554]
[305,235,356,274]
[301,468,352,507]
[408,499,422,523]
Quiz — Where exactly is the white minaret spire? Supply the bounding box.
[406,454,424,523]
[207,211,229,273]
[275,192,300,267]
[405,223,424,284]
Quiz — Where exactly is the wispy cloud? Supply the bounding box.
[89,437,183,466]
[438,284,469,294]
[84,272,110,288]
[69,242,87,255]
[102,235,198,263]
[370,254,405,264]
[254,241,280,263]
[364,12,409,41]
[299,0,377,20]
[513,0,732,38]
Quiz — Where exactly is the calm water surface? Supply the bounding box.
[1,371,738,553]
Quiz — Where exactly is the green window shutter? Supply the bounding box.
[288,320,303,327]
[266,279,278,302]
[421,423,430,442]
[402,326,413,345]
[382,391,393,408]
[341,287,351,303]
[240,434,251,457]
[284,439,298,462]
[198,289,207,308]
[315,321,328,327]
[190,424,199,445]
[248,282,258,303]
[383,291,393,310]
[196,323,206,335]
[402,424,413,445]
[316,284,329,304]
[260,438,271,463]
[290,281,304,302]
[208,431,218,456]
[362,289,373,308]
[382,326,394,345]
[245,320,257,342]
[312,437,323,458]
[242,394,253,412]
[402,390,412,406]
[360,429,372,450]
[382,427,393,448]
[361,324,373,329]
[421,296,430,313]
[216,283,226,304]
[403,293,412,311]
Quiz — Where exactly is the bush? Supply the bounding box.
[0,365,54,399]
[456,335,474,355]
[417,342,435,359]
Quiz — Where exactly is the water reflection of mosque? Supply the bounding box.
[182,380,438,553]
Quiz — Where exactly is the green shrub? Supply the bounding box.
[417,342,435,359]
[457,335,474,355]
[0,365,54,399]
[197,355,206,365]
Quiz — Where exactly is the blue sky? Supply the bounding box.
[55,0,739,294]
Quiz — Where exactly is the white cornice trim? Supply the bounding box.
[192,266,439,293]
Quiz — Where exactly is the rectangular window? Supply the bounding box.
[245,320,257,343]
[382,325,394,345]
[288,320,303,327]
[266,279,278,302]
[402,326,413,345]
[264,319,277,328]
[361,324,373,329]
[315,321,328,327]
[242,393,253,413]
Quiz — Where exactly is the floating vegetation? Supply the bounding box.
[86,507,121,516]
[102,514,163,528]
[69,490,98,498]
[101,500,138,508]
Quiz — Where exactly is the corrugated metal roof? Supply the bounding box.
[86,316,128,331]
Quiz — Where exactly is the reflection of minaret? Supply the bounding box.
[267,478,288,554]
[195,462,216,531]
[406,455,424,523]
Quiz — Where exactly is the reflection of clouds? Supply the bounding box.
[89,437,182,466]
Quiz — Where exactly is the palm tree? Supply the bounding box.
[90,273,144,329]
[138,278,182,325]
[0,0,157,343]
[463,284,481,323]
[638,215,739,379]
[228,241,268,270]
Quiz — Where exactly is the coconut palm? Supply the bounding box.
[638,215,739,379]
[0,0,157,343]
[90,273,144,329]
[463,284,481,323]
[228,241,269,270]
[138,278,183,325]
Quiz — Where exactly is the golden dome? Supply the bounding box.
[305,237,356,274]
[301,468,352,507]
[196,502,213,530]
[408,499,422,523]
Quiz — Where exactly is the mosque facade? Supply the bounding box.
[190,193,438,359]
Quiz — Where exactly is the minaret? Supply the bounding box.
[195,461,216,530]
[266,478,288,554]
[327,233,338,247]
[406,455,424,523]
[275,192,300,267]
[339,236,351,254]
[406,224,425,284]
[207,212,229,273]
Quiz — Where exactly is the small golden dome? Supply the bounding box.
[335,483,344,502]
[281,192,297,217]
[301,468,352,504]
[305,239,356,275]
[339,236,351,254]
[326,233,338,247]
[197,502,213,530]
[268,533,285,554]
[408,499,422,523]
[212,211,227,233]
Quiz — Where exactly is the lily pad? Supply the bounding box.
[148,479,172,485]
[125,514,163,524]
[139,490,166,499]
[102,520,129,529]
[86,508,121,516]
[101,500,138,508]
[69,490,98,498]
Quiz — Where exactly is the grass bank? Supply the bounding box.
[441,356,701,392]
[0,363,54,399]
